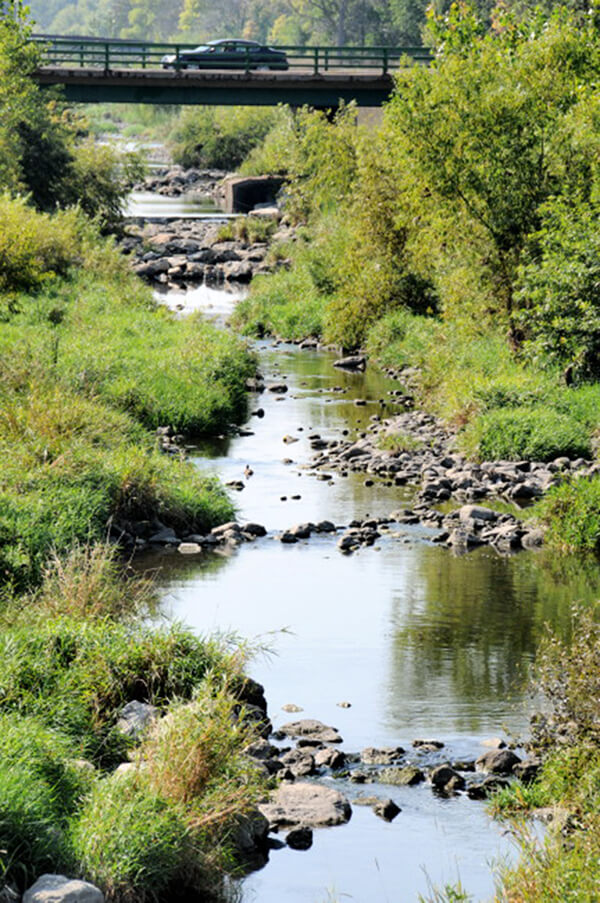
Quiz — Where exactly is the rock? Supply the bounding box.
[513,758,541,783]
[314,747,346,769]
[282,703,303,713]
[116,701,159,740]
[412,739,445,750]
[430,764,466,792]
[244,739,279,761]
[373,798,401,821]
[148,527,179,544]
[285,826,313,850]
[279,749,315,777]
[279,532,298,544]
[336,700,351,708]
[242,523,267,537]
[521,528,545,549]
[259,782,352,828]
[230,809,270,870]
[280,719,343,744]
[177,542,202,554]
[360,746,405,765]
[283,435,299,444]
[378,766,425,786]
[333,355,366,371]
[23,876,104,903]
[211,521,241,536]
[459,505,498,523]
[268,383,288,393]
[481,737,506,749]
[476,749,521,774]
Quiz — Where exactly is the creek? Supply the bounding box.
[139,282,600,902]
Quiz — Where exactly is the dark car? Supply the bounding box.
[161,39,288,70]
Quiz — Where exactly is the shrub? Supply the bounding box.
[170,106,281,170]
[517,197,600,379]
[0,196,85,296]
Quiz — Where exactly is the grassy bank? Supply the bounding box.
[0,193,267,900]
[0,549,267,898]
[0,197,256,587]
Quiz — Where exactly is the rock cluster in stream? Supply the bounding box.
[246,717,541,846]
[134,165,225,199]
[122,215,295,287]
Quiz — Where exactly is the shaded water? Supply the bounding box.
[149,284,600,901]
[126,190,229,219]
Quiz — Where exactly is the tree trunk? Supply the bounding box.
[336,0,348,45]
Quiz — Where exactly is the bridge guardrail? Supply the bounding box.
[33,37,432,76]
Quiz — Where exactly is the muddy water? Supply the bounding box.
[150,284,600,901]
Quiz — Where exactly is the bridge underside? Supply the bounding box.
[35,67,395,107]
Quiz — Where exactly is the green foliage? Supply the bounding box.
[71,774,193,902]
[242,104,359,222]
[170,106,281,171]
[0,616,231,765]
[517,197,600,379]
[217,214,276,244]
[0,714,95,889]
[536,477,600,553]
[376,431,423,454]
[0,195,86,296]
[463,408,591,462]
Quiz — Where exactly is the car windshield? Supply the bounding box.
[191,45,210,52]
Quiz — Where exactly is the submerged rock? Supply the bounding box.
[280,719,343,744]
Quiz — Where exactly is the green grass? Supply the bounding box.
[536,477,600,552]
[0,616,236,767]
[377,431,424,454]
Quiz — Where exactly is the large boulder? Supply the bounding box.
[23,876,104,903]
[259,782,352,828]
[280,719,343,744]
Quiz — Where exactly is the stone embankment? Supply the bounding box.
[121,218,293,287]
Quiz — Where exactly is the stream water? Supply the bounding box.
[146,284,600,902]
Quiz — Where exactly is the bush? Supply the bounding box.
[517,197,600,379]
[0,196,86,296]
[170,106,281,170]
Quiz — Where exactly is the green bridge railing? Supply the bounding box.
[33,36,432,76]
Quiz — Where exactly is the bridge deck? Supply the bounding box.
[34,66,397,106]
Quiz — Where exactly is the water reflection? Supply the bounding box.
[145,292,600,901]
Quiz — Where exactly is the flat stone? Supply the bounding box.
[280,719,343,744]
[177,542,202,554]
[314,747,346,769]
[378,766,425,786]
[23,876,104,903]
[259,782,352,828]
[412,739,445,750]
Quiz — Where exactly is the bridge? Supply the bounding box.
[32,36,432,107]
